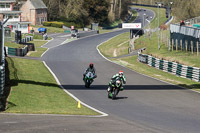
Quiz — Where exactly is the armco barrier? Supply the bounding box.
[138,52,200,82]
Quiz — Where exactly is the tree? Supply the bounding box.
[83,0,110,24]
[64,0,89,25]
[42,0,59,20]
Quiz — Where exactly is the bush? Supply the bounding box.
[43,21,83,29]
[63,22,83,29]
[43,21,64,28]
[43,22,52,27]
[51,22,64,28]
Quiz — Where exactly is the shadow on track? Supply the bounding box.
[62,84,185,90]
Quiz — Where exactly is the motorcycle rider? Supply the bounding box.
[108,70,126,92]
[83,63,97,80]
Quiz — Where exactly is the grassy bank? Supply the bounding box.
[98,31,200,91]
[27,40,48,57]
[4,39,99,115]
[5,57,98,115]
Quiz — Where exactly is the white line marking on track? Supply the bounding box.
[42,62,108,117]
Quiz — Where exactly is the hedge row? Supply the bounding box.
[43,21,63,28]
[43,21,83,29]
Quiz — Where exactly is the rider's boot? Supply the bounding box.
[120,86,124,91]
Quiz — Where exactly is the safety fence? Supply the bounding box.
[138,52,200,82]
[170,24,200,54]
[170,24,200,38]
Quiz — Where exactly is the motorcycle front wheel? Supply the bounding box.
[112,88,118,100]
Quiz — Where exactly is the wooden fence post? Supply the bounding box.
[197,41,199,56]
[191,41,193,54]
[180,40,182,51]
[185,40,187,52]
[168,38,171,51]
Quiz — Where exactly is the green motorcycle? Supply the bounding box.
[83,72,94,88]
[107,79,121,100]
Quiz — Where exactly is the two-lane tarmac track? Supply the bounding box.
[40,28,200,133]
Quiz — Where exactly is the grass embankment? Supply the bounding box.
[98,32,130,57]
[27,40,48,57]
[31,25,65,33]
[98,31,200,92]
[98,6,200,92]
[4,39,99,115]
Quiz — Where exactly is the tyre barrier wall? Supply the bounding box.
[0,60,5,110]
[5,46,28,56]
[21,36,33,43]
[138,52,200,82]
[0,61,5,95]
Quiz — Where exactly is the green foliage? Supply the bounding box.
[63,22,83,29]
[43,21,51,26]
[83,0,110,24]
[33,34,43,40]
[42,21,83,29]
[40,0,130,26]
[43,21,64,28]
[51,22,63,28]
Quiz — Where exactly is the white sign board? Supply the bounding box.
[122,23,141,29]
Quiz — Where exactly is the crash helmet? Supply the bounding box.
[89,63,94,69]
[118,70,123,77]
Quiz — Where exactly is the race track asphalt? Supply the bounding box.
[1,8,200,133]
[41,29,200,133]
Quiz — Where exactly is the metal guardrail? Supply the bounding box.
[138,52,200,82]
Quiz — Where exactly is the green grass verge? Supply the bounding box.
[111,56,200,91]
[4,41,24,48]
[98,32,130,57]
[32,25,64,33]
[98,33,200,92]
[27,40,48,57]
[5,36,99,115]
[135,30,200,67]
[5,57,99,115]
